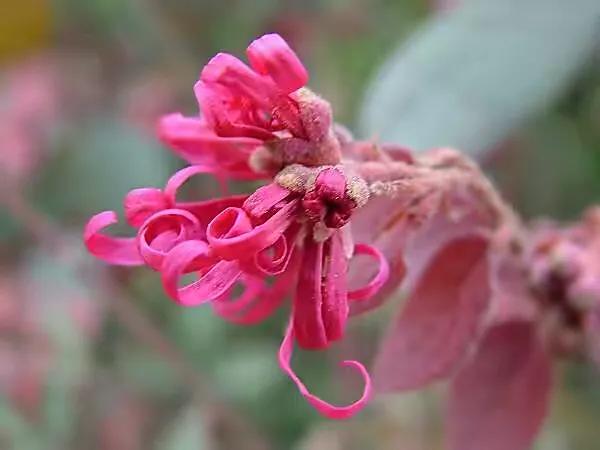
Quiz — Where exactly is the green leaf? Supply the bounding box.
[359,0,600,156]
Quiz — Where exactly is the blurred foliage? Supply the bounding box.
[359,0,600,157]
[1,0,600,449]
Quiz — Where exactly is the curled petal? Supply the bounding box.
[164,164,230,206]
[246,33,308,93]
[195,82,276,141]
[243,182,292,218]
[157,113,264,179]
[161,240,240,306]
[123,188,168,227]
[180,196,247,228]
[201,53,274,105]
[84,211,143,266]
[138,209,202,270]
[348,244,392,301]
[207,200,299,260]
[216,248,301,325]
[250,223,300,276]
[278,323,372,420]
[213,275,265,316]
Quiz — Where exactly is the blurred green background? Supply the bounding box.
[1,0,599,449]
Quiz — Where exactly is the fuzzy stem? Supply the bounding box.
[351,147,523,237]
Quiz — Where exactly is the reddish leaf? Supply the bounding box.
[373,234,490,391]
[348,196,410,315]
[349,193,493,315]
[446,321,552,450]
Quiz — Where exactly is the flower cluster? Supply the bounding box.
[527,208,600,360]
[83,33,600,445]
[84,34,390,419]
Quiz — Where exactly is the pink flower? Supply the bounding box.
[158,34,314,180]
[85,34,392,419]
[85,161,389,418]
[82,31,600,444]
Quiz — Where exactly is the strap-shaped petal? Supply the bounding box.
[278,322,372,420]
[322,232,349,342]
[348,243,392,301]
[178,196,247,231]
[247,34,308,93]
[215,248,301,325]
[293,239,327,349]
[164,164,221,206]
[201,52,275,106]
[137,209,202,270]
[123,188,168,227]
[84,211,143,266]
[161,240,241,307]
[194,82,276,141]
[158,113,265,179]
[207,199,299,260]
[213,275,265,317]
[243,182,292,218]
[248,223,300,276]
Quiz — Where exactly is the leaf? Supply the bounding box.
[446,321,552,450]
[372,234,490,391]
[157,405,209,450]
[359,0,600,156]
[349,182,496,316]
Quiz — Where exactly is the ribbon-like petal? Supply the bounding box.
[322,232,349,342]
[246,33,308,94]
[84,211,143,266]
[158,113,265,179]
[215,248,302,325]
[278,322,372,420]
[348,243,392,301]
[243,182,292,218]
[137,209,202,270]
[123,188,168,227]
[207,200,299,260]
[161,240,241,307]
[293,239,328,349]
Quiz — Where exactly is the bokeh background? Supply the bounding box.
[1,0,600,449]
